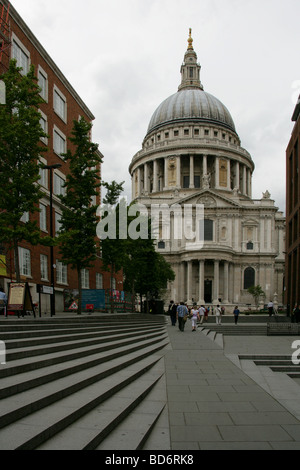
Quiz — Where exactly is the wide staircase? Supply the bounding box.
[0,314,170,450]
[199,314,291,337]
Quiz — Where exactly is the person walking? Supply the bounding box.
[0,287,7,317]
[177,302,188,332]
[233,305,240,325]
[214,304,222,325]
[190,303,200,331]
[268,301,274,317]
[168,300,177,326]
[199,305,206,325]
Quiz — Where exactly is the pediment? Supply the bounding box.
[173,189,241,209]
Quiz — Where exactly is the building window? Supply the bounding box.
[81,269,89,289]
[53,86,67,122]
[55,212,62,235]
[54,173,66,197]
[18,247,31,277]
[96,273,103,289]
[244,267,255,290]
[12,35,30,75]
[204,219,213,241]
[194,176,200,188]
[56,260,68,284]
[184,129,189,136]
[38,66,48,102]
[20,212,29,223]
[39,161,48,188]
[39,203,47,231]
[194,129,199,135]
[40,254,48,280]
[174,130,179,137]
[247,241,254,250]
[53,127,66,157]
[183,176,190,188]
[158,241,165,249]
[39,110,48,144]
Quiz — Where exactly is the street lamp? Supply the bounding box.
[43,163,62,317]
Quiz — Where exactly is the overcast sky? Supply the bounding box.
[11,0,300,213]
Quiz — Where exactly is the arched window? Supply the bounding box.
[244,267,255,290]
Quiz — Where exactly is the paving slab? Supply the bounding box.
[164,323,300,450]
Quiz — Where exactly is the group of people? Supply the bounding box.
[168,300,228,332]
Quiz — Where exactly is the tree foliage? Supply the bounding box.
[58,117,102,313]
[0,60,47,281]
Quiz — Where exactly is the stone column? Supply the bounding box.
[243,165,247,195]
[215,157,219,189]
[223,261,229,304]
[137,167,141,197]
[144,163,149,194]
[189,155,194,188]
[213,260,220,304]
[198,260,205,305]
[176,156,181,188]
[153,160,158,193]
[164,158,168,190]
[187,260,193,304]
[203,154,208,175]
[235,161,240,191]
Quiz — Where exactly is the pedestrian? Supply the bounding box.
[0,287,7,317]
[168,300,177,326]
[267,301,274,317]
[177,302,188,332]
[204,306,209,322]
[214,304,222,325]
[294,304,300,323]
[233,305,240,325]
[190,302,200,331]
[199,305,206,325]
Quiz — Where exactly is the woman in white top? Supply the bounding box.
[191,303,200,331]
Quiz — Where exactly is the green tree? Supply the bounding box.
[99,181,125,311]
[0,60,48,281]
[58,117,102,314]
[248,285,265,310]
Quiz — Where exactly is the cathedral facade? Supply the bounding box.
[129,31,285,309]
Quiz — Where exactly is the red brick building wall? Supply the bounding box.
[0,1,123,312]
[286,96,300,312]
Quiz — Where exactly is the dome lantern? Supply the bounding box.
[178,28,203,92]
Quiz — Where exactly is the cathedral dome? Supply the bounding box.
[147,88,236,135]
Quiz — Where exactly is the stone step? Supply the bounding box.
[0,354,165,450]
[0,315,169,450]
[4,327,166,362]
[200,325,267,336]
[0,336,169,399]
[37,361,167,451]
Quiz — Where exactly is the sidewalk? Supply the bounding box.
[164,322,300,450]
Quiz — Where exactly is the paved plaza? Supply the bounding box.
[165,320,300,450]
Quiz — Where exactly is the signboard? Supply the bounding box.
[81,289,105,310]
[37,284,53,295]
[8,282,35,315]
[0,255,7,277]
[69,301,78,311]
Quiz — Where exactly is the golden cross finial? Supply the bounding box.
[188,28,194,50]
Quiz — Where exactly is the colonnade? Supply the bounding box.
[169,258,283,307]
[132,154,252,198]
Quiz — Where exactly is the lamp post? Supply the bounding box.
[43,163,62,317]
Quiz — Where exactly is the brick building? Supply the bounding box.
[286,95,300,312]
[0,0,123,313]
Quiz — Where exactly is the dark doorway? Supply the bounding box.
[204,280,212,303]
